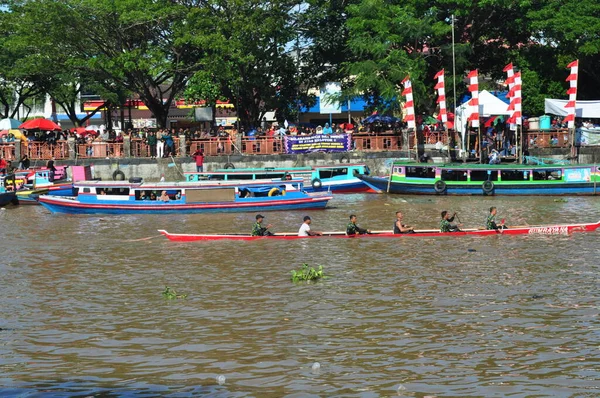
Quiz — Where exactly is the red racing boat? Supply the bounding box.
[158,220,600,241]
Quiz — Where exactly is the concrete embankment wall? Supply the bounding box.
[55,151,416,182]
[52,146,600,182]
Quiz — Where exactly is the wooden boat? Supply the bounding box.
[158,219,600,241]
[185,164,380,193]
[358,162,600,195]
[38,180,332,215]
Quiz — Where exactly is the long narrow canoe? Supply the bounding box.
[158,220,600,241]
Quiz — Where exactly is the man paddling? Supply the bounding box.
[394,211,415,234]
[251,214,274,236]
[346,214,370,235]
[440,210,461,232]
[486,207,507,230]
[298,216,322,236]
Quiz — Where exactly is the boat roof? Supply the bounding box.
[392,161,598,170]
[74,179,303,188]
[188,164,367,175]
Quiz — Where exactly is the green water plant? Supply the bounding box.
[291,264,324,283]
[162,286,187,299]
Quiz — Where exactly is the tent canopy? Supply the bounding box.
[455,90,511,133]
[545,99,600,119]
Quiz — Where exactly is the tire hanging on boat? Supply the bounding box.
[112,169,125,181]
[311,178,322,189]
[434,180,447,194]
[268,187,281,197]
[224,163,235,169]
[482,180,495,195]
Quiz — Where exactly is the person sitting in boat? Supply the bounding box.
[150,192,157,200]
[139,191,147,200]
[298,215,322,236]
[394,211,415,234]
[488,149,501,165]
[346,214,370,235]
[159,191,170,202]
[440,211,461,232]
[486,207,506,230]
[252,214,274,236]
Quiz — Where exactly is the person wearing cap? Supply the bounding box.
[298,216,322,237]
[251,214,274,236]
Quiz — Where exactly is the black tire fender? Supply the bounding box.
[224,162,235,169]
[482,180,495,195]
[113,169,125,181]
[340,154,350,163]
[434,180,447,194]
[311,178,322,189]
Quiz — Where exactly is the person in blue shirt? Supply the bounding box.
[322,123,333,135]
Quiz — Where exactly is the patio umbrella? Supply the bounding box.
[19,118,62,131]
[0,118,22,130]
[424,116,439,125]
[71,127,98,136]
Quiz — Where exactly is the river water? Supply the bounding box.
[1,194,599,397]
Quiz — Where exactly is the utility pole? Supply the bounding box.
[451,14,459,156]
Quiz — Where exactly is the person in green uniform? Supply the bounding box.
[251,214,274,236]
[486,207,506,230]
[346,214,370,235]
[440,210,461,232]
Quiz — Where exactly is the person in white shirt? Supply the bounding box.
[298,215,323,237]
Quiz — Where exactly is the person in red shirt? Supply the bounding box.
[0,157,8,174]
[192,149,204,172]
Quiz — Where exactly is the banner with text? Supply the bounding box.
[284,134,352,153]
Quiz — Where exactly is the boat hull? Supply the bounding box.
[359,175,600,196]
[158,220,600,241]
[304,179,378,194]
[0,191,18,206]
[38,195,332,215]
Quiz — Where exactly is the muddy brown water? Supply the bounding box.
[1,194,599,397]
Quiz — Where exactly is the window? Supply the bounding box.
[104,188,130,195]
[405,167,436,179]
[393,167,403,174]
[500,170,528,181]
[82,187,91,193]
[255,173,286,180]
[470,170,499,182]
[319,168,348,179]
[533,169,562,181]
[441,170,468,181]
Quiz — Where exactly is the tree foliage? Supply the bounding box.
[1,0,600,126]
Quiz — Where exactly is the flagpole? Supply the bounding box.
[571,61,579,162]
[451,14,458,155]
[478,124,482,163]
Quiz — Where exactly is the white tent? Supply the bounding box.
[544,99,600,118]
[455,90,512,134]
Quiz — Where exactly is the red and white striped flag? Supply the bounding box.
[467,70,479,128]
[402,76,416,129]
[503,63,523,126]
[434,70,447,124]
[564,60,578,129]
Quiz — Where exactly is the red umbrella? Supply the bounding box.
[19,118,62,131]
[71,127,98,136]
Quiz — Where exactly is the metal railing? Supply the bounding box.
[24,141,70,160]
[0,143,17,160]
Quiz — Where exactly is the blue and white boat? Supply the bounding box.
[38,180,332,215]
[184,164,380,193]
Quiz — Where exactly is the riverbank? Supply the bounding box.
[47,146,600,182]
[54,150,417,181]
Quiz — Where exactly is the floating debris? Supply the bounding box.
[311,362,321,373]
[216,375,226,385]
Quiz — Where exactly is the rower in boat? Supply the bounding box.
[346,214,370,235]
[298,216,322,236]
[252,214,274,236]
[440,210,461,232]
[486,207,507,230]
[394,211,415,234]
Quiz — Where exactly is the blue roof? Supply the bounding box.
[56,113,102,121]
[302,97,369,114]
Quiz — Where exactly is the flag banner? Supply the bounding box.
[403,77,416,129]
[284,134,352,154]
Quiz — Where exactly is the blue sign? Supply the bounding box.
[284,134,352,154]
